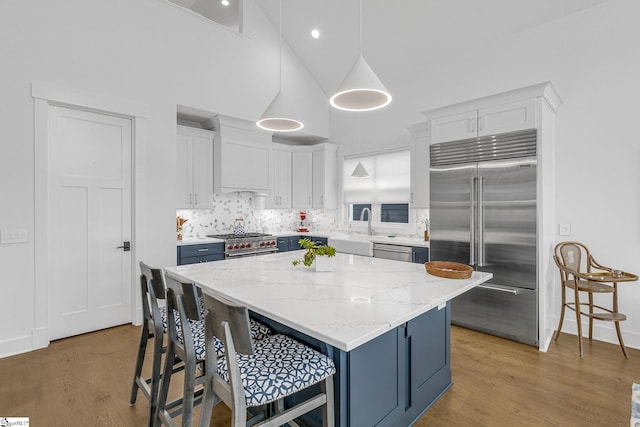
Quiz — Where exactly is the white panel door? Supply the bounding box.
[49,105,132,340]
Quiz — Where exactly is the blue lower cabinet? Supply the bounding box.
[309,236,328,246]
[288,235,302,251]
[412,247,429,264]
[177,243,224,265]
[277,237,289,252]
[252,305,451,427]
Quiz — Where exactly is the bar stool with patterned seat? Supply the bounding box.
[155,271,273,426]
[197,292,336,427]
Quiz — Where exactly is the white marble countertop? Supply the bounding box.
[177,233,429,248]
[165,252,490,352]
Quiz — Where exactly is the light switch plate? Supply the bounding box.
[559,224,571,236]
[0,228,29,244]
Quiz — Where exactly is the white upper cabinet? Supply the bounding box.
[176,125,213,208]
[268,145,292,208]
[312,143,338,209]
[430,99,536,144]
[291,149,313,209]
[430,110,477,143]
[213,116,272,193]
[408,123,430,208]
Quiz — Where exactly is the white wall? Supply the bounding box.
[334,0,640,348]
[0,0,328,356]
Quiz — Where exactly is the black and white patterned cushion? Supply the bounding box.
[166,308,272,360]
[216,334,336,407]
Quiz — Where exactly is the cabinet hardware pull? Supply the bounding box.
[197,248,209,252]
[470,118,476,133]
[189,193,193,205]
[195,194,198,205]
[479,116,485,132]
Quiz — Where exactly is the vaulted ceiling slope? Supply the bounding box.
[257,0,610,98]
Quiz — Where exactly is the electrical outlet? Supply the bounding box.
[0,229,29,244]
[559,224,571,236]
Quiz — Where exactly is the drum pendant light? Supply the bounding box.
[256,0,304,132]
[330,0,392,112]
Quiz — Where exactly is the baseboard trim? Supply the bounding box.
[554,318,640,350]
[0,334,33,359]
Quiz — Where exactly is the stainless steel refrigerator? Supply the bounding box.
[429,129,538,346]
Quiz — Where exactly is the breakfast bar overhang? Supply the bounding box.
[165,252,492,426]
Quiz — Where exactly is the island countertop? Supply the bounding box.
[165,251,492,352]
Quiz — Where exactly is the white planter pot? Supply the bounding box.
[314,256,333,272]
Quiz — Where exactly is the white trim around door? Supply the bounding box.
[32,82,148,350]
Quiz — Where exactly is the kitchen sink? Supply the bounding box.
[327,236,373,257]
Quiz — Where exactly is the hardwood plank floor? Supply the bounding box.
[0,324,637,426]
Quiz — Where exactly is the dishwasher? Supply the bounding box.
[373,243,412,262]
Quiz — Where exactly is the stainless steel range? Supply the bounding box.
[206,233,278,258]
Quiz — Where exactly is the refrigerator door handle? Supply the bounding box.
[477,176,484,267]
[478,284,521,295]
[470,176,476,265]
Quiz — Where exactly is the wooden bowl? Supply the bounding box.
[425,261,473,279]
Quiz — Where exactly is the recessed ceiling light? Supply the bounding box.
[221,0,230,6]
[311,28,320,39]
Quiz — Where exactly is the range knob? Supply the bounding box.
[260,242,265,247]
[246,243,252,248]
[227,245,233,250]
[234,244,240,249]
[240,243,246,249]
[271,240,276,246]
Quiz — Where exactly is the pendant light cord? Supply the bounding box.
[278,0,282,92]
[359,0,362,56]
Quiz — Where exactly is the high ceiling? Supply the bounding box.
[256,0,610,98]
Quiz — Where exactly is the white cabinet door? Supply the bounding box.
[268,147,291,208]
[292,150,312,208]
[191,135,213,207]
[409,124,430,208]
[478,99,536,136]
[177,126,213,208]
[176,133,192,208]
[214,123,272,193]
[430,110,477,143]
[312,144,337,209]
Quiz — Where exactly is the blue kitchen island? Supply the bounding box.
[165,251,492,426]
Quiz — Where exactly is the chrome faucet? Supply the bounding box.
[360,207,373,236]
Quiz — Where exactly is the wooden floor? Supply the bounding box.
[0,324,637,426]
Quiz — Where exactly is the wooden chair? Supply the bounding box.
[198,292,336,427]
[155,271,273,427]
[553,241,628,358]
[130,261,183,427]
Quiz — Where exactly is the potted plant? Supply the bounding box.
[292,238,336,271]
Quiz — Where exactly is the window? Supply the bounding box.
[343,150,410,226]
[350,204,372,222]
[381,204,409,223]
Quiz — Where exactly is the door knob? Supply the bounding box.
[117,241,131,251]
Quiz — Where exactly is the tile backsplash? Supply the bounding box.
[177,193,340,238]
[177,193,428,239]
